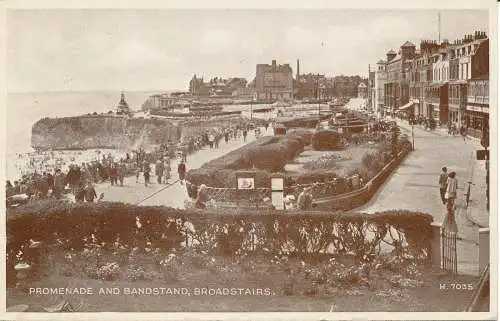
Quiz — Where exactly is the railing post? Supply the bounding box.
[429,222,442,267]
[478,228,489,276]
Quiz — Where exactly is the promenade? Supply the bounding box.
[95,126,272,208]
[354,115,489,275]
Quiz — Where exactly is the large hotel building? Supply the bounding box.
[373,31,489,139]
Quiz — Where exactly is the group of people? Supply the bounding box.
[5,166,100,205]
[438,166,459,232]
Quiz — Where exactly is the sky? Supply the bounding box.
[7,9,489,93]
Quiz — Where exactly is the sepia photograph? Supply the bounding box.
[2,1,497,319]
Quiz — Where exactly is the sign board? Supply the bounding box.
[272,192,284,210]
[236,171,256,190]
[271,177,284,191]
[237,178,255,190]
[476,150,489,161]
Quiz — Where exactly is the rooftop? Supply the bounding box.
[401,41,416,47]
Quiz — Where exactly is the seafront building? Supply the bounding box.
[188,76,249,98]
[374,31,489,139]
[254,60,294,101]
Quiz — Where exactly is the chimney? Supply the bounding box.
[296,59,300,80]
[272,60,276,68]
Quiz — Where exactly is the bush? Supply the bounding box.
[186,131,310,189]
[312,130,343,150]
[7,201,434,273]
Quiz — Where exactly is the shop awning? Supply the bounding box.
[398,100,419,111]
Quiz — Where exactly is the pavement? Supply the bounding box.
[351,111,489,275]
[95,126,272,208]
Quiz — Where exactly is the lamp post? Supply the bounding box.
[250,98,253,120]
[412,121,415,150]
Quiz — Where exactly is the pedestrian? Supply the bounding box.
[164,160,171,183]
[117,162,126,186]
[438,166,448,205]
[53,168,66,199]
[155,160,164,184]
[297,187,308,210]
[459,125,467,141]
[195,184,209,209]
[224,131,229,144]
[75,181,86,202]
[182,147,188,163]
[444,171,458,232]
[178,159,186,184]
[109,163,118,186]
[84,182,97,202]
[143,161,150,187]
[242,129,247,142]
[208,133,215,149]
[135,167,141,184]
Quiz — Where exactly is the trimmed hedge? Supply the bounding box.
[312,130,343,150]
[7,201,434,268]
[186,131,312,193]
[279,115,331,128]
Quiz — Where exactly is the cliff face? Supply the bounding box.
[31,115,181,150]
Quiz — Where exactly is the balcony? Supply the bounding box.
[468,96,489,105]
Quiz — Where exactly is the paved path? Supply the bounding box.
[352,113,488,275]
[95,126,272,208]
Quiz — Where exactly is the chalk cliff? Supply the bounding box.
[31,115,181,150]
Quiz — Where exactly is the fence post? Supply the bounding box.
[429,222,442,267]
[478,228,489,276]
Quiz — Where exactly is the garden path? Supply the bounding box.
[354,116,488,276]
[94,126,272,208]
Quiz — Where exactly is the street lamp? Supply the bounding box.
[411,121,415,150]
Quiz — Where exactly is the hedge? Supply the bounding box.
[311,130,343,150]
[279,115,331,129]
[186,131,312,193]
[7,201,434,269]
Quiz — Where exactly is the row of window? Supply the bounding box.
[469,81,489,98]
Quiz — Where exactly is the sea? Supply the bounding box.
[4,90,328,181]
[5,90,162,181]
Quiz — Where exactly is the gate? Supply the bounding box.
[442,229,458,274]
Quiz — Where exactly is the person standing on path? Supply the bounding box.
[208,133,215,149]
[143,161,150,187]
[178,159,186,185]
[438,167,448,205]
[242,129,248,142]
[164,160,171,184]
[444,171,458,232]
[155,160,164,184]
[117,162,126,186]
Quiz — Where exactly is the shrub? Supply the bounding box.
[186,131,310,189]
[6,202,434,278]
[312,130,343,150]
